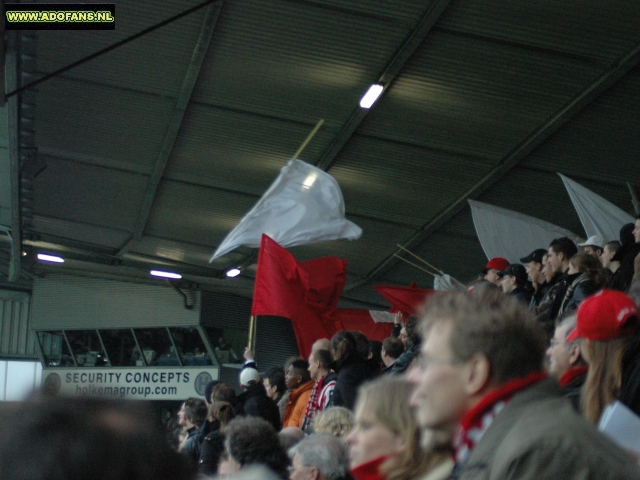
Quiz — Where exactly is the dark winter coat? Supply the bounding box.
[237,382,281,431]
[332,358,376,410]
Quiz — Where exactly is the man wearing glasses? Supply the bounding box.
[407,288,639,479]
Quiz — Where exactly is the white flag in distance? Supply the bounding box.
[469,199,583,264]
[559,173,635,241]
[210,159,362,261]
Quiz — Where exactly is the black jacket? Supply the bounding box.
[549,269,572,321]
[534,272,564,335]
[180,425,205,464]
[528,282,548,309]
[332,357,376,410]
[559,273,601,314]
[511,287,532,305]
[389,342,420,375]
[237,382,281,431]
[611,243,640,292]
[199,430,225,476]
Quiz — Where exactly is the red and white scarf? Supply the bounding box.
[559,365,588,387]
[302,374,336,430]
[453,371,548,464]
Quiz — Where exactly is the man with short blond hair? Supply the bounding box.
[302,349,336,431]
[407,288,640,479]
[312,338,331,353]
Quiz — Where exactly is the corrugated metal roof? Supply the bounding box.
[36,0,207,98]
[521,68,640,185]
[5,0,640,306]
[144,180,259,246]
[166,104,336,192]
[33,215,131,249]
[329,135,493,226]
[436,0,640,64]
[359,30,601,158]
[0,290,37,358]
[33,157,147,232]
[36,78,175,170]
[193,0,413,122]
[310,0,437,24]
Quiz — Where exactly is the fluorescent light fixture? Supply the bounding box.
[37,253,64,263]
[150,270,182,279]
[359,84,384,109]
[302,172,318,189]
[226,267,241,278]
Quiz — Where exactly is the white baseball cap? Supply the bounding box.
[577,235,604,249]
[239,368,261,387]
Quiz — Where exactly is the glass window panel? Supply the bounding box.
[37,331,75,367]
[133,328,179,366]
[203,326,246,364]
[65,330,109,367]
[169,327,213,366]
[99,329,140,367]
[5,361,41,401]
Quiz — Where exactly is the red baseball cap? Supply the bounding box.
[566,289,639,342]
[485,257,510,271]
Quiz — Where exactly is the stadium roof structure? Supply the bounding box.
[2,0,640,309]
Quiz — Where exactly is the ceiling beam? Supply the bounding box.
[117,2,223,257]
[5,31,21,282]
[346,38,640,290]
[24,236,224,279]
[314,0,451,171]
[5,0,219,99]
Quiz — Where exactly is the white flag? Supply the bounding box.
[210,159,362,261]
[433,273,466,292]
[369,311,397,323]
[469,199,583,264]
[559,173,634,242]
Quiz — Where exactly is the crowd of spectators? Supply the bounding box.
[1,217,639,480]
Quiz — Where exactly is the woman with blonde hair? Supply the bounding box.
[566,289,640,423]
[346,375,453,480]
[312,406,354,437]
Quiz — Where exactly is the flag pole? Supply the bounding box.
[392,254,438,276]
[396,244,443,273]
[247,120,324,353]
[292,119,324,159]
[248,315,257,352]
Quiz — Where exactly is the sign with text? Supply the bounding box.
[42,367,219,400]
[5,3,115,30]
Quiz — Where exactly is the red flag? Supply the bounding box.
[335,308,393,342]
[252,235,347,358]
[374,281,434,316]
